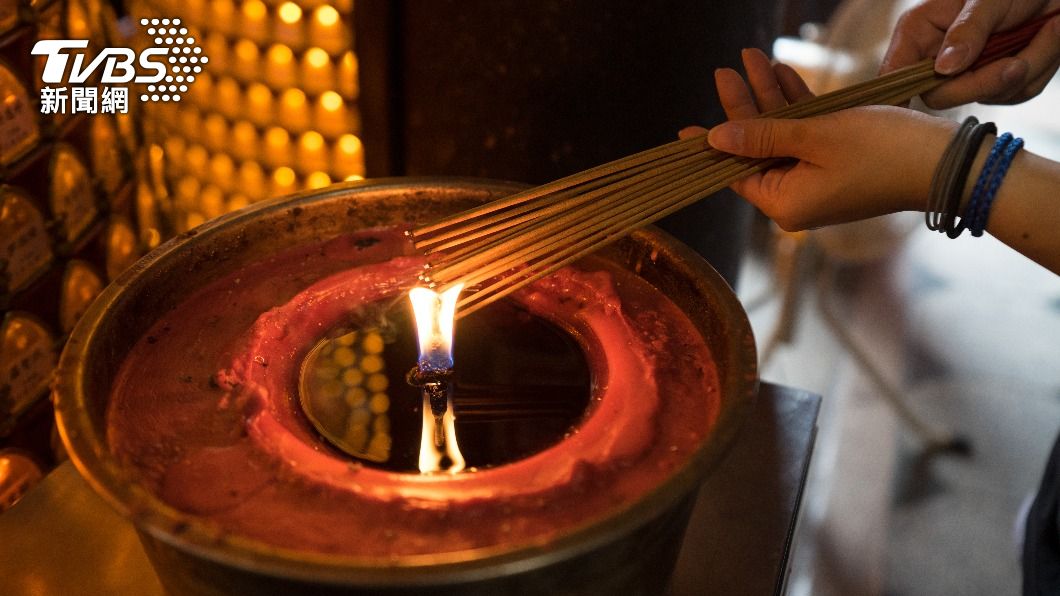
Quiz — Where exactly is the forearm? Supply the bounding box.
[891,122,1060,275]
[972,147,1060,274]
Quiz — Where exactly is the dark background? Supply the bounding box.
[355,0,806,284]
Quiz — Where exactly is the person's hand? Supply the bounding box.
[881,0,1060,108]
[683,49,958,231]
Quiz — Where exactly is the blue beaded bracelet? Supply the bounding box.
[967,134,1024,237]
[963,132,1013,235]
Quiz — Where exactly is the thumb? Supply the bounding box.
[935,1,1007,75]
[707,118,806,158]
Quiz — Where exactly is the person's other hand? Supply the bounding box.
[881,0,1060,109]
[684,48,957,231]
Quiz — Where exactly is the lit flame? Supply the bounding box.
[409,284,465,474]
[409,284,462,371]
[418,394,464,474]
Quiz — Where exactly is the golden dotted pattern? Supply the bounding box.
[131,0,364,233]
[301,329,392,462]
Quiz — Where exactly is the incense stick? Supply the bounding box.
[410,8,1059,317]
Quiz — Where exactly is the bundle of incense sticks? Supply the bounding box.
[410,9,1060,318]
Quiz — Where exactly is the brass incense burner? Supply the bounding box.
[53,178,757,595]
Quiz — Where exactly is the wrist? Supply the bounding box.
[896,115,961,213]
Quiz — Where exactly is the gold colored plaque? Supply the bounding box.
[58,260,104,334]
[114,111,139,155]
[33,1,64,94]
[102,215,140,281]
[64,0,95,42]
[89,116,126,195]
[49,145,99,244]
[0,188,54,296]
[0,61,41,166]
[0,313,58,428]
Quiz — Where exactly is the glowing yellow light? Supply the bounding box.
[320,91,343,112]
[163,136,186,163]
[176,177,200,206]
[190,71,213,106]
[186,212,206,229]
[200,185,224,219]
[305,47,329,68]
[214,77,242,120]
[246,83,272,105]
[143,228,161,249]
[235,39,258,62]
[369,393,389,414]
[314,92,347,137]
[239,161,267,200]
[418,394,465,474]
[300,130,324,151]
[337,51,358,99]
[264,127,292,167]
[266,44,294,66]
[338,134,361,155]
[185,0,207,26]
[184,144,208,173]
[301,48,334,95]
[271,166,298,197]
[333,134,365,178]
[298,131,328,171]
[265,126,290,146]
[245,84,274,126]
[281,88,307,108]
[279,87,309,131]
[179,109,202,142]
[360,354,383,374]
[227,194,249,212]
[210,0,236,34]
[342,368,364,386]
[239,160,264,181]
[242,0,266,20]
[278,2,302,24]
[344,174,364,181]
[241,0,269,41]
[203,114,228,151]
[344,386,367,406]
[209,153,236,189]
[231,121,258,160]
[204,33,229,71]
[305,171,331,189]
[314,5,339,26]
[273,166,296,186]
[366,373,388,392]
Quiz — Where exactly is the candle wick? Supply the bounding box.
[433,413,445,448]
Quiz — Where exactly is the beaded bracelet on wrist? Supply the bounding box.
[925,115,1021,239]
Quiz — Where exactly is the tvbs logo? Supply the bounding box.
[31,19,205,114]
[31,39,168,84]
